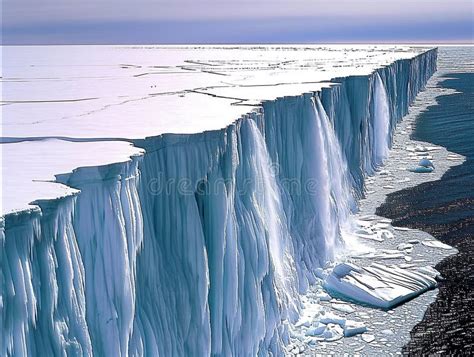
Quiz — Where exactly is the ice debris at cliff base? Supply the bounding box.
[323,262,438,310]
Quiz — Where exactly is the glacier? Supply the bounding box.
[1,46,437,356]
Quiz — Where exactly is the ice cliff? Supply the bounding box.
[1,49,437,356]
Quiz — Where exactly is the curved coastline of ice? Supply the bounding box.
[1,47,437,356]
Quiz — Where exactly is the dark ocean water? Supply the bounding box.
[377,47,474,356]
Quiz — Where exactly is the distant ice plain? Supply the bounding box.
[1,45,428,215]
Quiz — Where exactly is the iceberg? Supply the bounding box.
[1,46,437,355]
[323,262,438,310]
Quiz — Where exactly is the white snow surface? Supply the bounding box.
[2,45,427,215]
[1,140,143,214]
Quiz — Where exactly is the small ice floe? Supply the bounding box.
[359,215,378,221]
[447,154,463,161]
[397,243,413,251]
[305,323,327,337]
[399,263,416,269]
[310,313,367,339]
[353,250,405,260]
[374,222,390,229]
[418,158,435,168]
[287,343,305,354]
[381,329,394,335]
[408,166,434,173]
[361,334,375,343]
[316,291,332,301]
[393,226,411,231]
[408,239,420,244]
[416,266,441,279]
[409,157,435,173]
[383,185,395,189]
[331,302,355,314]
[322,324,344,341]
[421,240,453,250]
[343,320,367,337]
[323,262,437,310]
[397,177,411,183]
[377,230,394,240]
[379,170,391,176]
[415,145,428,152]
[417,154,433,160]
[354,229,384,242]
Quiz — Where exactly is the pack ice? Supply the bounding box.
[1,45,437,356]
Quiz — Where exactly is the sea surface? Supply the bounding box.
[377,46,474,355]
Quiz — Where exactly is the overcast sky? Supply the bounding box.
[3,0,473,44]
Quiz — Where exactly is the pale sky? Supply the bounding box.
[3,0,473,44]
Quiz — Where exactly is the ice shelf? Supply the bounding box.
[1,45,438,356]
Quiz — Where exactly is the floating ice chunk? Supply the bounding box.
[399,263,416,269]
[378,230,394,240]
[408,239,420,244]
[355,231,384,242]
[316,292,332,301]
[361,334,375,343]
[319,312,346,326]
[322,324,344,341]
[416,266,441,279]
[408,166,434,173]
[418,158,434,168]
[343,320,367,337]
[331,303,355,314]
[305,323,327,336]
[393,226,411,231]
[421,240,453,250]
[381,329,394,335]
[397,243,413,251]
[383,185,395,189]
[359,215,378,221]
[323,262,437,309]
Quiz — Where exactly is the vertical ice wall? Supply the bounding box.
[2,198,92,357]
[1,49,437,356]
[261,94,355,292]
[130,117,299,356]
[373,73,391,166]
